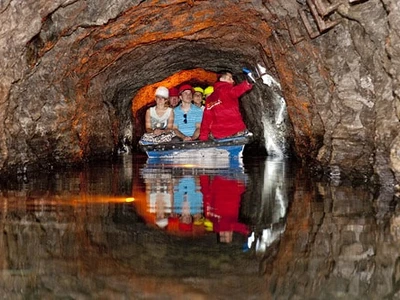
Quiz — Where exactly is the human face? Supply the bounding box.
[155,95,167,105]
[193,92,203,106]
[221,73,234,84]
[169,96,179,107]
[180,89,193,103]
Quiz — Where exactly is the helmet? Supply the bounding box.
[169,87,179,97]
[193,87,204,95]
[204,86,214,96]
[178,84,194,94]
[155,86,169,99]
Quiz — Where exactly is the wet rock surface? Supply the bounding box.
[0,0,399,184]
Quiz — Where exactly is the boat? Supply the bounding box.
[139,132,253,163]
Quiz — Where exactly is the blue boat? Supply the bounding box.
[139,133,253,165]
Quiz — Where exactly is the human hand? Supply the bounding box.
[242,67,256,83]
[153,129,163,136]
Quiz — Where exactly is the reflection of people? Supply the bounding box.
[173,177,203,230]
[199,71,253,141]
[139,168,174,229]
[200,174,249,243]
[179,192,193,231]
[174,177,203,214]
[173,84,203,141]
[149,186,172,228]
[140,86,176,144]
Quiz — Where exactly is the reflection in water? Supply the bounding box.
[200,173,248,243]
[137,160,253,243]
[137,158,292,247]
[0,154,399,299]
[244,158,289,253]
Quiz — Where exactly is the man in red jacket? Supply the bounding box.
[199,71,253,141]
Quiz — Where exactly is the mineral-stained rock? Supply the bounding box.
[0,0,399,184]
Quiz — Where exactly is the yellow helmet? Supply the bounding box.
[193,87,204,95]
[204,86,214,96]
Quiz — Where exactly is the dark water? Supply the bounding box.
[0,154,398,299]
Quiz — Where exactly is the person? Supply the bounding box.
[168,87,180,108]
[203,86,214,107]
[203,86,214,100]
[199,71,253,141]
[173,84,203,141]
[139,86,175,144]
[193,87,205,110]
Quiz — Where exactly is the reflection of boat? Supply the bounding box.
[141,161,247,182]
[146,156,244,170]
[139,134,253,159]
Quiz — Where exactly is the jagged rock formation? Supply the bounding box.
[0,0,399,186]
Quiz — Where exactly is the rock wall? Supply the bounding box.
[263,175,400,299]
[0,0,399,185]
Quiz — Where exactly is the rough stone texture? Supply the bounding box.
[262,174,400,299]
[0,0,399,185]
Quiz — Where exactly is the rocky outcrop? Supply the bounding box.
[263,173,400,299]
[0,0,399,185]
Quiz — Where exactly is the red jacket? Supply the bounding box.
[199,80,253,140]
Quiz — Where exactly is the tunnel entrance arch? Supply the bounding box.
[129,65,294,158]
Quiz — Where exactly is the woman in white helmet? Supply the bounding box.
[139,86,176,144]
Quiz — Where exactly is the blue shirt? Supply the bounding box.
[174,104,203,137]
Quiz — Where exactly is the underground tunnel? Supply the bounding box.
[0,0,399,187]
[1,1,400,298]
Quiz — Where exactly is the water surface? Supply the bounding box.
[0,154,398,299]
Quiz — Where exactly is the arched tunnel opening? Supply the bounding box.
[128,64,293,158]
[96,39,295,159]
[0,0,399,185]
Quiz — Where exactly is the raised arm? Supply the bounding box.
[230,80,253,99]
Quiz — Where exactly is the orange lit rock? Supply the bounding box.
[132,68,217,114]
